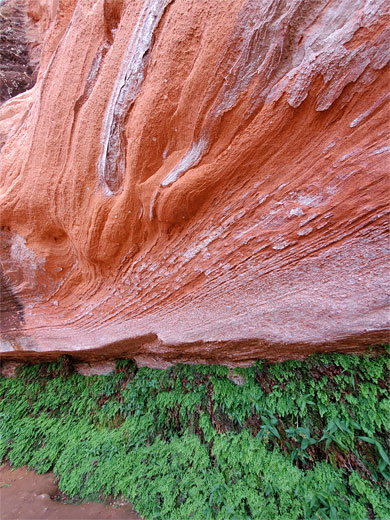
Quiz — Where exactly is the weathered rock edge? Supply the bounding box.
[1,330,388,368]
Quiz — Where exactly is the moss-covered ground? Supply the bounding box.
[1,349,389,519]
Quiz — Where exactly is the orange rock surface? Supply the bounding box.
[0,0,389,366]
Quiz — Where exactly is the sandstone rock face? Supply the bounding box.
[0,0,389,366]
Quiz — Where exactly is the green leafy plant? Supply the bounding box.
[358,436,390,480]
[1,351,389,519]
[286,426,317,464]
[257,411,280,442]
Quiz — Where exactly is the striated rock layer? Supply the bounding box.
[0,0,389,366]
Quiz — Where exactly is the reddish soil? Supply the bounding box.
[0,464,141,520]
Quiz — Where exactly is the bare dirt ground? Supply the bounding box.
[0,464,142,520]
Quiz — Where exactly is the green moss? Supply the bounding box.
[1,351,389,519]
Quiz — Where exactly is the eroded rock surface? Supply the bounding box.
[0,0,389,365]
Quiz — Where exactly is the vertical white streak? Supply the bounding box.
[98,0,173,194]
[161,138,207,187]
[149,189,159,220]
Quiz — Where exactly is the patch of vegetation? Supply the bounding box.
[1,349,389,519]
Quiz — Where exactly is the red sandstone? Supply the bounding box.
[0,0,389,366]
